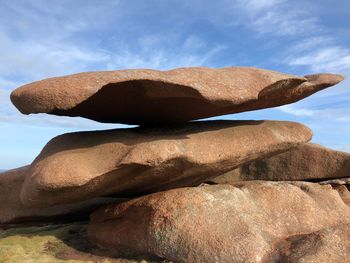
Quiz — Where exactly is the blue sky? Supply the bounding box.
[0,0,349,169]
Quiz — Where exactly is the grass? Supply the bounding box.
[0,223,166,263]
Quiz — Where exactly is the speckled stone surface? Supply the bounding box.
[0,167,120,224]
[211,143,350,183]
[20,120,312,207]
[88,182,350,263]
[11,67,344,124]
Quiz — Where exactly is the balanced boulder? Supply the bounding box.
[20,120,312,207]
[88,182,350,263]
[10,67,344,124]
[0,166,122,224]
[211,143,350,183]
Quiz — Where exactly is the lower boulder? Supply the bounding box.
[88,182,350,263]
[0,166,122,224]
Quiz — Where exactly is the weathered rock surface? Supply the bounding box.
[271,223,350,262]
[88,182,350,263]
[211,143,350,183]
[320,178,350,206]
[20,120,312,207]
[333,185,350,205]
[10,67,344,124]
[0,166,121,224]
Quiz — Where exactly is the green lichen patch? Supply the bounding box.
[0,223,167,263]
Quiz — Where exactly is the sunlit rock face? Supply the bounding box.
[11,67,343,124]
[88,182,350,263]
[20,120,311,207]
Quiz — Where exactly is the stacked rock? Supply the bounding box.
[2,67,349,262]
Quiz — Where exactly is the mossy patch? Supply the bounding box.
[0,223,167,263]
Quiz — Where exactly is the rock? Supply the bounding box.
[0,166,122,224]
[20,120,312,207]
[88,182,350,263]
[319,178,350,205]
[334,185,350,205]
[211,143,350,183]
[10,67,344,124]
[271,223,350,262]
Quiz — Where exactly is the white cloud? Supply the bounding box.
[232,0,319,36]
[0,0,124,82]
[0,31,110,80]
[251,10,318,36]
[288,36,333,53]
[277,102,350,123]
[239,0,286,12]
[106,37,226,70]
[183,35,207,50]
[222,0,350,74]
[287,46,350,72]
[1,0,121,37]
[278,105,316,117]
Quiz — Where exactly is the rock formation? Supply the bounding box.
[1,66,347,262]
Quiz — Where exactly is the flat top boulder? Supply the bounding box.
[20,120,311,207]
[10,67,344,124]
[0,166,121,224]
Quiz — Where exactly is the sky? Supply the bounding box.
[0,0,349,169]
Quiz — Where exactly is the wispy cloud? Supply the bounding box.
[287,46,350,72]
[106,39,226,70]
[287,36,334,53]
[278,105,316,117]
[0,31,110,80]
[225,0,350,74]
[0,1,120,82]
[232,0,319,36]
[278,101,350,123]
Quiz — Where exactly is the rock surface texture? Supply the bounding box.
[271,223,350,262]
[0,167,121,224]
[88,182,350,263]
[10,67,344,124]
[320,178,350,206]
[20,120,312,207]
[211,143,350,183]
